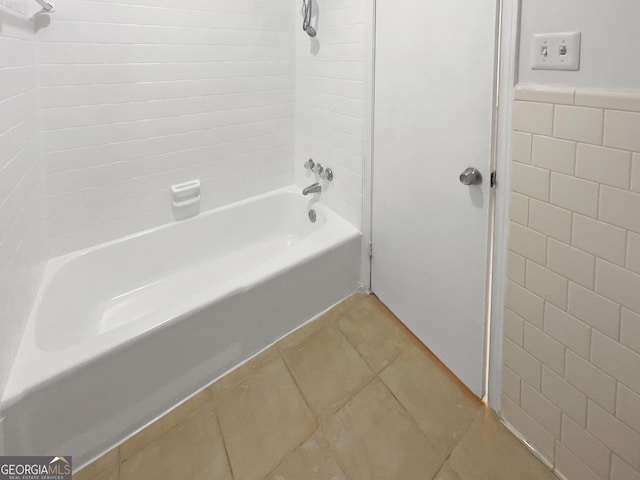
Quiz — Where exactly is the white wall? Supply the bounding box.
[38,0,296,255]
[0,11,46,398]
[518,0,640,90]
[294,0,366,228]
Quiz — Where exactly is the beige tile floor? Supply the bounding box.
[75,294,557,480]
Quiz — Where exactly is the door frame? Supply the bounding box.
[361,0,521,410]
[487,0,521,411]
[360,0,376,289]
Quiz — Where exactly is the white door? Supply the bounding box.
[372,0,498,396]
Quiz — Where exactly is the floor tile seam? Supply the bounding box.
[280,320,344,359]
[214,353,316,480]
[334,314,387,374]
[117,391,204,463]
[399,330,481,402]
[428,408,485,480]
[373,364,440,453]
[375,354,485,475]
[117,398,218,478]
[373,341,412,388]
[276,306,348,354]
[335,315,376,364]
[280,309,378,417]
[261,441,301,480]
[260,428,350,480]
[210,348,285,402]
[339,297,417,374]
[212,403,236,480]
[380,345,484,411]
[116,443,123,480]
[211,352,287,480]
[258,414,326,480]
[364,374,462,478]
[497,414,563,480]
[279,348,322,429]
[329,323,377,378]
[287,369,382,434]
[332,376,452,479]
[118,398,208,466]
[275,323,327,355]
[272,293,369,355]
[310,376,382,480]
[317,364,378,422]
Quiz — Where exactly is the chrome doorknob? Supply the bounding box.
[459,167,482,186]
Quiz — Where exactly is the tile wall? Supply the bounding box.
[38,0,296,255]
[36,0,369,255]
[294,0,366,228]
[504,86,640,480]
[0,9,46,398]
[0,0,371,400]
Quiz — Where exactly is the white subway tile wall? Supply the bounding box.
[38,0,297,255]
[294,0,365,228]
[0,1,370,395]
[506,86,640,480]
[0,13,46,396]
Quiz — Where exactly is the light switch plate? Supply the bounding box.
[530,32,581,71]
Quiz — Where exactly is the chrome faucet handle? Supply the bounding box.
[320,168,333,181]
[304,159,315,170]
[312,163,324,175]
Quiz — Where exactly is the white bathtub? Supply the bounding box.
[0,186,361,467]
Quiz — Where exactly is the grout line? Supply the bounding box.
[280,347,322,427]
[42,104,294,134]
[375,293,483,401]
[214,405,237,480]
[271,344,381,479]
[429,408,485,480]
[261,434,306,479]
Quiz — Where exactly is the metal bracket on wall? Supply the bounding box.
[490,171,497,188]
[34,0,53,11]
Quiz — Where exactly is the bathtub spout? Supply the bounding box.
[303,183,322,195]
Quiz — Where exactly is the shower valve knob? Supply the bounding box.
[320,168,333,182]
[304,159,315,170]
[312,163,324,175]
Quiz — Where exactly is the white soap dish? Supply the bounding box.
[171,180,201,220]
[171,180,201,208]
